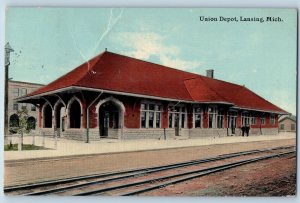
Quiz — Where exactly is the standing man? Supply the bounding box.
[245,124,250,137]
[241,125,245,136]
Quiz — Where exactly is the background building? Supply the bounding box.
[8,80,44,134]
[278,115,296,132]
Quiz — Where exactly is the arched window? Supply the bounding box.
[69,99,81,128]
[27,117,36,130]
[9,114,19,134]
[44,104,52,128]
[9,114,19,127]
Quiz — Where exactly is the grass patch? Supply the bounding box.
[4,144,48,151]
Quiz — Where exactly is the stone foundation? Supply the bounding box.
[38,127,279,141]
[189,128,228,138]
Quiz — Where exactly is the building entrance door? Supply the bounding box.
[99,102,120,138]
[100,111,109,137]
[229,116,237,135]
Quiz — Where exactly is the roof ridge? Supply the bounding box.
[105,51,200,77]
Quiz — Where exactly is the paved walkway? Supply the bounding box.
[4,132,296,161]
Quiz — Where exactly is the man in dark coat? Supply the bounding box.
[241,126,245,136]
[245,125,250,137]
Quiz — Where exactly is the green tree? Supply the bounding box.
[13,108,31,151]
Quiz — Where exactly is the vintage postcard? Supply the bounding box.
[3,8,297,196]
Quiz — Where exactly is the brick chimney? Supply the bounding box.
[206,69,214,78]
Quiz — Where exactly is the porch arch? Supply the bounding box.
[95,97,125,129]
[54,99,66,131]
[42,102,53,128]
[66,96,83,128]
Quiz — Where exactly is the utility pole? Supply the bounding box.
[4,42,14,141]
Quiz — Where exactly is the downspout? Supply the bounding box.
[86,92,103,143]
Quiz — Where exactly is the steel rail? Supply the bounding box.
[76,150,295,196]
[22,145,294,195]
[4,145,295,195]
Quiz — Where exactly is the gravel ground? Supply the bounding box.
[143,154,296,196]
[4,138,296,188]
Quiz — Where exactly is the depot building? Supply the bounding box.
[17,51,287,141]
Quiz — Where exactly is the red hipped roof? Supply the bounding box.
[26,51,286,114]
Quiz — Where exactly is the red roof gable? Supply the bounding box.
[26,51,286,113]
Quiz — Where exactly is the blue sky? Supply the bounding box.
[5,8,297,114]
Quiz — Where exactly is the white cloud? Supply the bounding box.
[114,32,200,70]
[160,55,200,70]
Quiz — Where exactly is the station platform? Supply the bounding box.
[4,132,296,161]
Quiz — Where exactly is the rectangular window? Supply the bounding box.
[13,102,18,110]
[260,116,265,125]
[140,102,162,128]
[31,105,36,111]
[194,107,202,128]
[155,105,161,111]
[195,114,201,128]
[291,124,295,131]
[21,88,27,96]
[12,88,19,98]
[251,114,256,125]
[208,107,217,128]
[280,124,284,130]
[22,103,27,110]
[217,116,223,128]
[168,105,187,128]
[270,115,275,125]
[149,104,155,111]
[209,114,213,128]
[242,113,250,126]
[156,112,161,128]
[141,111,146,128]
[181,113,185,128]
[169,113,173,128]
[148,112,154,128]
[217,111,224,128]
[227,111,237,128]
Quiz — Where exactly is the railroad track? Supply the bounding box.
[4,145,296,196]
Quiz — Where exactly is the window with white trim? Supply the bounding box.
[227,111,237,128]
[291,124,295,131]
[251,113,256,125]
[21,88,27,96]
[217,111,224,128]
[21,103,27,110]
[31,104,36,111]
[270,115,275,125]
[168,105,187,128]
[241,112,250,126]
[13,102,18,111]
[194,107,202,128]
[260,116,265,125]
[12,88,19,98]
[208,107,217,128]
[140,103,162,128]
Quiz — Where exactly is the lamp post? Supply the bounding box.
[4,42,14,141]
